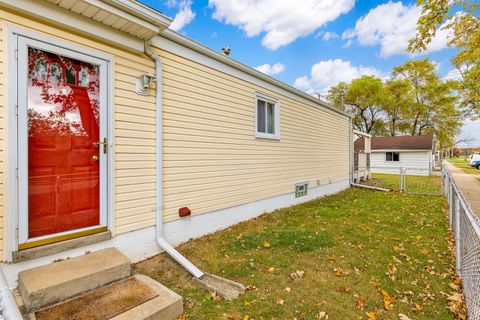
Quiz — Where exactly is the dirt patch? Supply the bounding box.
[360,177,384,187]
[35,277,157,320]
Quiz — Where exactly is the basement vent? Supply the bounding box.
[295,182,309,198]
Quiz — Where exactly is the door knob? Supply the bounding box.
[91,155,99,162]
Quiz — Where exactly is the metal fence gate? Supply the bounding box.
[443,163,480,319]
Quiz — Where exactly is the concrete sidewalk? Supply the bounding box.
[447,163,480,216]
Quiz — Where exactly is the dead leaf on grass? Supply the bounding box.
[262,241,271,248]
[382,290,394,310]
[276,299,285,305]
[290,270,305,279]
[447,292,467,320]
[398,313,412,320]
[316,311,329,319]
[366,311,377,320]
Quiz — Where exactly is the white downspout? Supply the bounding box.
[0,269,22,319]
[144,40,204,279]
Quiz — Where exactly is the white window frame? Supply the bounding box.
[254,93,280,140]
[385,152,400,162]
[295,182,309,198]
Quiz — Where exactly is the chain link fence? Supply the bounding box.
[353,166,442,195]
[443,162,480,319]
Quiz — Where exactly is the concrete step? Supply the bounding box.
[28,275,183,320]
[18,247,131,312]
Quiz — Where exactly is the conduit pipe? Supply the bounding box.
[144,40,204,279]
[0,267,22,319]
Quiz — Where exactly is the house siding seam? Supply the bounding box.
[0,9,159,260]
[157,48,350,222]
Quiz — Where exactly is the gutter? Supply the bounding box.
[157,29,351,119]
[144,40,204,279]
[0,268,22,319]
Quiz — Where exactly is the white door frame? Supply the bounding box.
[6,26,114,258]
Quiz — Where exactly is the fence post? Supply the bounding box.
[449,196,453,226]
[454,196,461,273]
[449,179,454,226]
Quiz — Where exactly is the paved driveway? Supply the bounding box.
[447,163,480,215]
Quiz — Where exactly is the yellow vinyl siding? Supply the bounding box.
[157,49,350,222]
[0,8,158,259]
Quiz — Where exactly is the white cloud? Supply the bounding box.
[169,0,196,31]
[208,0,355,50]
[255,63,285,75]
[294,59,384,93]
[322,31,339,41]
[342,1,451,58]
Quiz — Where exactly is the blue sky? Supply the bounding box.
[140,0,479,146]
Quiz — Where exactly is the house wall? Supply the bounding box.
[0,8,158,260]
[371,151,431,176]
[0,6,351,263]
[156,45,351,222]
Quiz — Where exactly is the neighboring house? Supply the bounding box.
[0,0,352,286]
[354,135,434,176]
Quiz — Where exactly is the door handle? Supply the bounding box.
[91,155,99,162]
[93,137,108,154]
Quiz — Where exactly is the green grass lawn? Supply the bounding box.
[447,158,480,175]
[367,173,443,194]
[134,177,458,319]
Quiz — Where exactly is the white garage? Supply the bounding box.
[355,135,434,176]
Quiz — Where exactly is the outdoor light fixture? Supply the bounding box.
[136,73,156,96]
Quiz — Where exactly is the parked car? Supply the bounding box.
[469,153,480,169]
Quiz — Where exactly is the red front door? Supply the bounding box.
[27,48,101,238]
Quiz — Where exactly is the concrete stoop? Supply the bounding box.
[15,248,183,320]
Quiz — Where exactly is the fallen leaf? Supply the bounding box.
[290,270,305,279]
[243,316,249,320]
[382,290,394,310]
[398,314,412,320]
[366,311,376,320]
[284,287,291,293]
[334,268,344,277]
[419,249,429,255]
[276,299,285,305]
[356,297,366,309]
[414,303,423,312]
[263,241,271,248]
[316,311,328,319]
[267,267,275,273]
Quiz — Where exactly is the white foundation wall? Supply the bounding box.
[1,178,349,287]
[370,151,432,176]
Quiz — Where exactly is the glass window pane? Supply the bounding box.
[79,68,89,87]
[386,152,392,161]
[66,67,76,85]
[393,152,400,161]
[267,102,275,134]
[33,59,47,81]
[257,100,266,133]
[49,63,62,83]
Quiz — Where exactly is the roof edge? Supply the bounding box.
[158,28,351,119]
[103,0,172,29]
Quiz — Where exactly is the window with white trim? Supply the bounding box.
[255,94,280,139]
[386,152,400,162]
[295,182,309,198]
